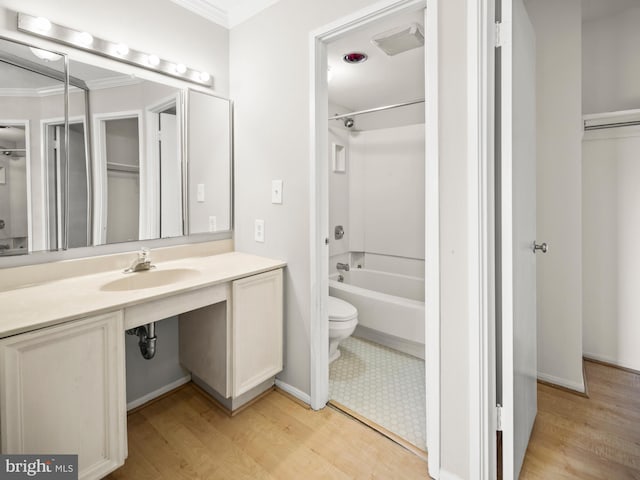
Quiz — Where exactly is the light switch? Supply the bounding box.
[272,179,283,204]
[208,216,217,232]
[254,219,265,243]
[197,184,205,203]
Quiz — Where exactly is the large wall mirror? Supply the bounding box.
[0,37,232,257]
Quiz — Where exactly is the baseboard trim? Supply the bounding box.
[536,372,585,395]
[126,375,191,411]
[584,355,640,376]
[274,379,311,406]
[439,469,465,480]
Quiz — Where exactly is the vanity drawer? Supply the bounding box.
[124,282,227,330]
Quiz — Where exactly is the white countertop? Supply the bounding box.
[0,252,285,339]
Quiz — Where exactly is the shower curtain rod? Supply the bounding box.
[584,120,640,131]
[329,98,425,121]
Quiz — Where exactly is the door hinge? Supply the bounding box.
[495,21,512,48]
[496,404,503,431]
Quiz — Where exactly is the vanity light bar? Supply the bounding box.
[17,12,213,87]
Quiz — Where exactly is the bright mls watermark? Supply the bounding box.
[0,455,77,479]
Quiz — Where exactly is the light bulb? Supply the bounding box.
[34,17,52,32]
[147,54,160,66]
[199,71,210,82]
[76,31,93,46]
[175,63,187,74]
[115,43,129,56]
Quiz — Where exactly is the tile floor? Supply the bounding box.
[329,336,426,450]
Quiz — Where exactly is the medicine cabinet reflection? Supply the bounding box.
[0,36,233,257]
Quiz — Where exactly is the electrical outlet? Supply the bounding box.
[254,219,265,243]
[208,216,217,232]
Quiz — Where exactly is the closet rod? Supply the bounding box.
[584,120,640,131]
[329,99,425,121]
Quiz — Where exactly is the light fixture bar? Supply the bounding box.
[17,12,213,87]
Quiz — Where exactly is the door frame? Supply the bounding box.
[92,110,144,245]
[144,93,182,240]
[308,0,439,477]
[469,0,497,478]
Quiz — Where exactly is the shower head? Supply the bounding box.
[344,117,355,129]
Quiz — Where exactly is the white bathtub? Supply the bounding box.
[329,268,425,359]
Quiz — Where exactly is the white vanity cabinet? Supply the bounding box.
[0,311,127,480]
[180,268,283,401]
[232,268,283,397]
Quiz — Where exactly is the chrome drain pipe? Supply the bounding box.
[126,323,157,360]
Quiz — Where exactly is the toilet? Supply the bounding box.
[328,296,358,363]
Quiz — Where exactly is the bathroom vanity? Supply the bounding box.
[0,245,285,479]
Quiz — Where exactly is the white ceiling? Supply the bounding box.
[169,0,282,28]
[582,0,639,22]
[327,10,424,112]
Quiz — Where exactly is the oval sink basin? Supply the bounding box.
[101,268,201,292]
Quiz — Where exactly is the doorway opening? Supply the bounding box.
[326,7,426,454]
[42,116,91,250]
[309,0,439,476]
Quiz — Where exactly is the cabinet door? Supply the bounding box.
[232,269,283,397]
[0,312,127,480]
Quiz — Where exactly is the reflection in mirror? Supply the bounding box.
[187,90,232,234]
[67,61,183,245]
[0,124,28,255]
[0,36,233,258]
[0,38,66,255]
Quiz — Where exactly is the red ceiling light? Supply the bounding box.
[342,52,368,64]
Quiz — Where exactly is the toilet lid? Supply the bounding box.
[328,296,358,322]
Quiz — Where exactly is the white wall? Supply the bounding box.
[583,6,640,115]
[525,0,585,391]
[349,124,425,264]
[437,0,471,476]
[583,127,640,371]
[328,123,350,261]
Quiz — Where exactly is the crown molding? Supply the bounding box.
[0,76,140,98]
[227,0,282,27]
[170,0,229,28]
[85,75,144,91]
[170,0,283,29]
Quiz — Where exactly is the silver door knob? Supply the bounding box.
[533,242,548,254]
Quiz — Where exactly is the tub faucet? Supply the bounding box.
[336,262,350,272]
[124,248,155,273]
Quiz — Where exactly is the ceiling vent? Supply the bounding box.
[371,23,424,56]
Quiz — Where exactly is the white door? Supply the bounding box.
[499,0,538,478]
[159,112,183,238]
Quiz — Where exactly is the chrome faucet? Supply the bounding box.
[336,262,350,272]
[124,248,155,273]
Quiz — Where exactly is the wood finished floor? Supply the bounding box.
[106,385,429,480]
[107,360,639,480]
[521,360,640,479]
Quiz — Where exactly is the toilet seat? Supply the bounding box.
[328,296,358,322]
